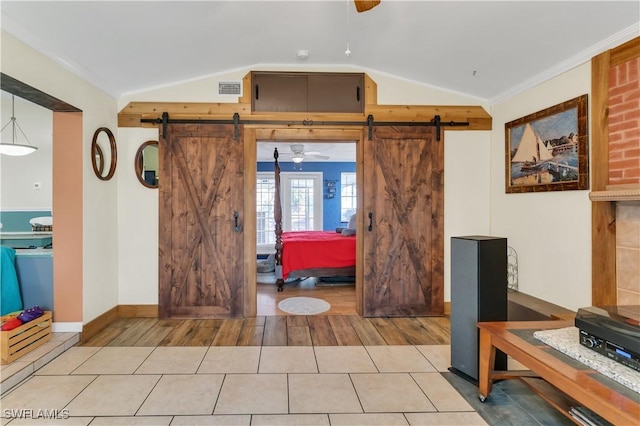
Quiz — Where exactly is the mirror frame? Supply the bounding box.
[134,140,159,188]
[94,144,105,176]
[91,127,117,180]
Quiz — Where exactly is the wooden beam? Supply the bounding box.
[120,101,253,116]
[366,104,491,129]
[610,37,640,67]
[364,73,378,106]
[118,101,491,130]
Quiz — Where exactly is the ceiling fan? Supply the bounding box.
[354,0,380,13]
[281,144,330,163]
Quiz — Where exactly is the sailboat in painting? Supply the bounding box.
[512,123,553,171]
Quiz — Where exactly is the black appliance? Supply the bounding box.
[575,305,640,372]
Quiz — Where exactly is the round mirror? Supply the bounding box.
[91,127,117,180]
[134,140,159,188]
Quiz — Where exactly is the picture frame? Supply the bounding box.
[505,94,588,193]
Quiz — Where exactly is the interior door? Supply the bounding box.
[159,123,244,318]
[363,126,444,316]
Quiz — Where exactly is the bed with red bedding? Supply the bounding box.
[281,231,356,280]
[272,148,355,291]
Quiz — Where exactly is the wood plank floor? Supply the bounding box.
[80,315,450,347]
[81,280,450,347]
[257,278,358,316]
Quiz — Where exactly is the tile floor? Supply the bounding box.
[1,340,489,425]
[0,332,79,396]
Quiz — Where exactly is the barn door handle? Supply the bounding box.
[233,211,241,233]
[368,212,373,232]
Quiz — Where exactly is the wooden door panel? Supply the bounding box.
[252,73,308,112]
[307,74,364,113]
[363,126,444,317]
[159,124,244,318]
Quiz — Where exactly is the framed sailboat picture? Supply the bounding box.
[505,94,589,193]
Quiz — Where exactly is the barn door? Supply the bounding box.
[159,123,244,318]
[362,126,444,316]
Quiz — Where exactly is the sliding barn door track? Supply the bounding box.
[142,112,469,142]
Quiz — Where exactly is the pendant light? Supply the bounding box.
[0,95,38,156]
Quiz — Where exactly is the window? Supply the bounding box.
[341,172,357,222]
[256,172,323,254]
[256,177,276,246]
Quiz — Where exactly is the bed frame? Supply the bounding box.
[273,148,355,291]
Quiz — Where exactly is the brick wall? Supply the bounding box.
[608,57,640,185]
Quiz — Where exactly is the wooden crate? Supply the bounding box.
[1,311,52,364]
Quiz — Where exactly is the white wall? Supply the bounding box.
[443,130,492,302]
[490,62,592,311]
[118,64,489,108]
[117,126,159,304]
[2,31,119,323]
[0,93,52,210]
[117,65,493,305]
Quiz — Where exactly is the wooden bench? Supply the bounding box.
[508,291,575,321]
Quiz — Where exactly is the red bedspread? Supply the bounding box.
[282,231,356,278]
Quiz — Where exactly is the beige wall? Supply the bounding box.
[490,63,593,311]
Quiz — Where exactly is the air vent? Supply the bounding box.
[218,82,241,95]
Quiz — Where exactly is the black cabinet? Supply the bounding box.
[450,236,508,382]
[252,72,364,113]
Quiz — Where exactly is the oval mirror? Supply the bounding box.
[94,144,105,176]
[91,127,117,180]
[134,140,159,188]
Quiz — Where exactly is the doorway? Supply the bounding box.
[0,76,84,326]
[255,140,357,315]
[244,127,364,317]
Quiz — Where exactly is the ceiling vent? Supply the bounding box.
[218,82,241,96]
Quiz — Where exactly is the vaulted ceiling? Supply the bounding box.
[2,1,638,103]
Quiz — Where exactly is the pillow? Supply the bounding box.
[257,253,276,273]
[340,213,356,236]
[347,214,356,229]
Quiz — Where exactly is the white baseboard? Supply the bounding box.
[52,322,83,332]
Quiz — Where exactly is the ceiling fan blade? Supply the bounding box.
[307,154,330,160]
[354,0,380,13]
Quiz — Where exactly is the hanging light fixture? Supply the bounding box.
[291,152,305,163]
[0,95,38,156]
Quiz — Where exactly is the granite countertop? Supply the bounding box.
[534,326,640,394]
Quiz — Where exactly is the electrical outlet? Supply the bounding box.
[33,182,42,190]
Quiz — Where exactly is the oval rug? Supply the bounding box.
[277,297,331,315]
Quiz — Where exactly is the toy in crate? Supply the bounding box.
[1,306,52,364]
